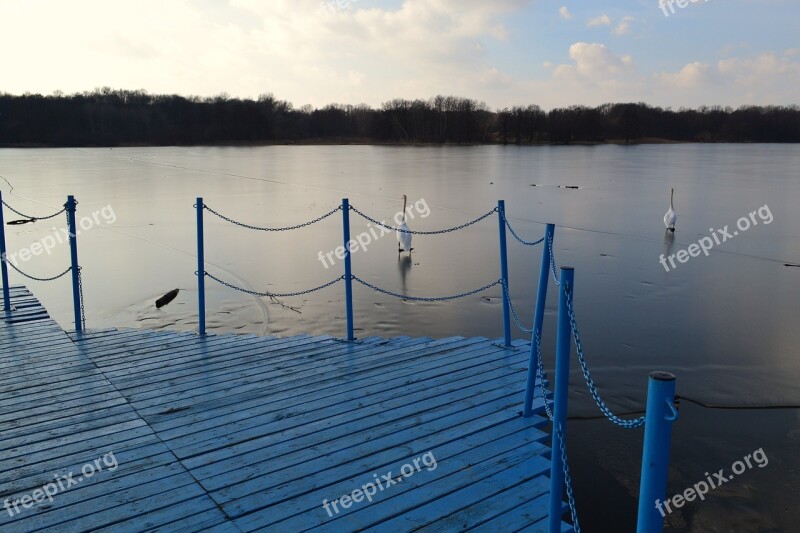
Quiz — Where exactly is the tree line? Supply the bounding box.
[1,88,798,146]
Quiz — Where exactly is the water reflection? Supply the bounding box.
[397,254,412,293]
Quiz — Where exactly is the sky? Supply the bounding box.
[1,0,798,110]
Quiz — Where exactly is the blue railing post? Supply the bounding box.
[637,372,678,533]
[66,195,82,333]
[523,223,555,417]
[342,198,355,341]
[196,198,206,336]
[0,191,10,311]
[549,266,574,533]
[497,200,511,347]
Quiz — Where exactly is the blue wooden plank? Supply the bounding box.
[153,339,526,444]
[234,415,548,530]
[218,407,544,518]
[131,337,481,414]
[349,453,551,532]
[175,350,530,464]
[191,388,533,489]
[146,336,504,438]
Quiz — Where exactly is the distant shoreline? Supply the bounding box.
[3,138,777,149]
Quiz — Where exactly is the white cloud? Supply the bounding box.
[557,42,634,78]
[655,62,713,88]
[559,6,572,20]
[613,16,635,36]
[587,14,612,27]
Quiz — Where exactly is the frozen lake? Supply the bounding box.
[2,144,799,531]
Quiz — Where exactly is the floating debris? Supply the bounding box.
[156,288,180,308]
[7,219,35,225]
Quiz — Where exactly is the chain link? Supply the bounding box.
[548,233,561,286]
[2,200,68,222]
[533,329,554,421]
[502,281,533,333]
[205,271,343,298]
[4,259,73,282]
[352,275,501,302]
[203,204,341,232]
[557,422,581,533]
[566,290,646,429]
[77,266,86,330]
[349,205,497,235]
[502,213,545,246]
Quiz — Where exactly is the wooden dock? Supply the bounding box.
[0,285,570,532]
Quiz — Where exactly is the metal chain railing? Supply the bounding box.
[548,233,560,286]
[2,200,68,222]
[533,329,554,421]
[4,259,73,282]
[352,275,501,302]
[349,205,497,235]
[566,290,646,429]
[77,266,86,330]
[502,213,545,246]
[205,271,344,298]
[533,331,579,531]
[502,281,533,333]
[557,422,581,533]
[203,204,341,232]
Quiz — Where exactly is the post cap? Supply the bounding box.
[560,266,575,271]
[650,371,676,381]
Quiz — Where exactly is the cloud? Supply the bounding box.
[655,62,713,88]
[613,16,635,36]
[555,42,634,78]
[587,14,612,27]
[559,6,572,20]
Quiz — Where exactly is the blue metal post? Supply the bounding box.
[0,192,10,311]
[497,200,511,348]
[342,198,354,341]
[637,372,678,533]
[66,195,82,333]
[523,223,555,417]
[549,266,574,533]
[196,198,206,336]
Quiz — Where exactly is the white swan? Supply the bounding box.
[664,188,677,232]
[397,194,413,254]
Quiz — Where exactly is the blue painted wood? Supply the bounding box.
[0,285,572,532]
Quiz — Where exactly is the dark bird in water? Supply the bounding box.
[156,289,180,308]
[7,218,35,225]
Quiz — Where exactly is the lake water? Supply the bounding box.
[1,145,799,531]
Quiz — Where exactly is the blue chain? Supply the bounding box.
[2,200,68,221]
[349,205,497,235]
[502,281,533,333]
[533,330,578,530]
[205,271,343,298]
[533,329,554,421]
[566,291,646,429]
[557,422,581,533]
[502,213,545,246]
[352,275,501,302]
[203,204,341,231]
[548,233,561,286]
